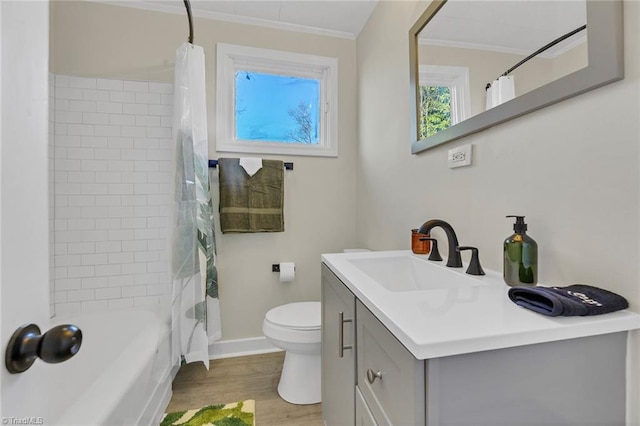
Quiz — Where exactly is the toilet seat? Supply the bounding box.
[265,302,320,331]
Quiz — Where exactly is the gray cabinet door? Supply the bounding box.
[322,264,357,426]
[357,301,425,425]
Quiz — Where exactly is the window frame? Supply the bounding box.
[216,43,338,157]
[419,65,471,127]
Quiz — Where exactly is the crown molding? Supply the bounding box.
[87,0,357,40]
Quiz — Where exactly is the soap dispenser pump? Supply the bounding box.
[503,215,538,287]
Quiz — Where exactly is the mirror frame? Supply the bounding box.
[410,0,624,154]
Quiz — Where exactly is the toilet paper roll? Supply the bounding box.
[279,262,295,282]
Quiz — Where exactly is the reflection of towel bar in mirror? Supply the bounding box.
[489,25,587,87]
[208,159,294,170]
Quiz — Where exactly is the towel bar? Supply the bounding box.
[208,159,293,170]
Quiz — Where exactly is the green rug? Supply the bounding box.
[161,400,255,426]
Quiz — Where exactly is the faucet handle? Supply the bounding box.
[419,238,443,261]
[456,246,485,276]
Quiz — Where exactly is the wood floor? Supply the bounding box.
[166,351,323,425]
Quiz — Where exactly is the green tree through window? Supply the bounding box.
[419,85,452,139]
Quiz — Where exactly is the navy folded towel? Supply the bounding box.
[508,284,628,317]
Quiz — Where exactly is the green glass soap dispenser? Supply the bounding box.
[503,215,538,287]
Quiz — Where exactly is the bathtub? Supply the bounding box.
[44,309,173,425]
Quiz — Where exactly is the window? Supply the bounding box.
[418,65,470,139]
[216,43,338,157]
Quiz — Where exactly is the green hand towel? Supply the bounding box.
[218,158,284,233]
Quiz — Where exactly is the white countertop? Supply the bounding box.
[322,250,640,360]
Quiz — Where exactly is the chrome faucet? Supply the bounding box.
[416,219,463,268]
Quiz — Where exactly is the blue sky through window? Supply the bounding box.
[235,71,320,144]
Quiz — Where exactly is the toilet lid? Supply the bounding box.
[265,302,321,330]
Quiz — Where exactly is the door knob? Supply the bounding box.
[5,323,82,374]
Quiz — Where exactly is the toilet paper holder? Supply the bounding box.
[272,263,296,272]
[273,262,296,282]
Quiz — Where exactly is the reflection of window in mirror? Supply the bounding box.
[417,1,588,120]
[418,65,470,138]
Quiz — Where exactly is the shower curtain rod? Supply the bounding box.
[183,0,194,44]
[491,24,587,84]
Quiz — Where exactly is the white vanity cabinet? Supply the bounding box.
[321,260,630,426]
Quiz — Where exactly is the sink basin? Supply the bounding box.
[347,254,486,292]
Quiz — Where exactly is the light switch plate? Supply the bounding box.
[448,144,472,168]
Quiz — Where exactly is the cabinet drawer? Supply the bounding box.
[355,386,378,426]
[356,301,425,425]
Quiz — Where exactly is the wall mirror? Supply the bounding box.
[410,0,623,154]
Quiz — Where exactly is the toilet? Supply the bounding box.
[262,301,321,404]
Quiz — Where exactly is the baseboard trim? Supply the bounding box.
[209,336,282,360]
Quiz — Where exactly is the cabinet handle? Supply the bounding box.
[366,369,382,384]
[338,311,352,358]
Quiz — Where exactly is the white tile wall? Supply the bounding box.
[51,75,174,317]
[49,74,56,317]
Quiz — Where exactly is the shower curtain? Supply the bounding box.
[170,42,221,368]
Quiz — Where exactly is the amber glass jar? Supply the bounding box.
[411,229,431,255]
